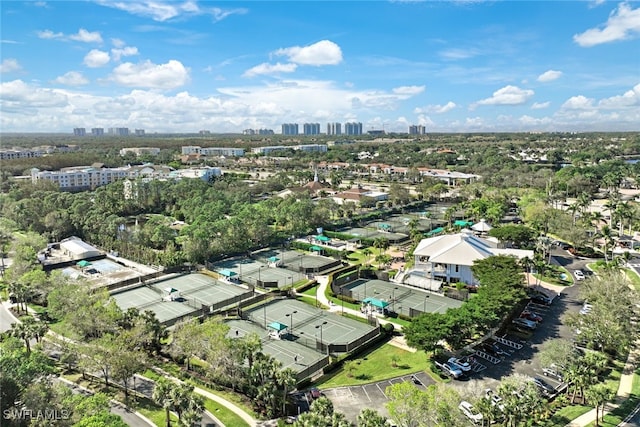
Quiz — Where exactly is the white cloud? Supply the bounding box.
[0,80,69,109]
[37,28,103,43]
[531,101,551,109]
[243,62,298,78]
[53,71,89,86]
[561,95,595,109]
[415,101,457,114]
[392,85,425,96]
[475,85,534,106]
[0,58,21,73]
[111,38,126,48]
[537,70,563,82]
[84,49,111,68]
[439,47,480,60]
[574,2,640,47]
[1,40,20,44]
[69,28,103,43]
[96,1,247,22]
[273,40,343,66]
[37,29,64,39]
[109,60,189,89]
[111,46,139,61]
[598,83,640,108]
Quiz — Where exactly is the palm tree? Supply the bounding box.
[276,368,297,417]
[153,378,176,427]
[520,257,534,288]
[598,225,615,262]
[357,408,387,427]
[373,237,389,256]
[10,320,36,353]
[585,383,615,427]
[361,247,373,266]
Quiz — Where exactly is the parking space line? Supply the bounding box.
[376,383,388,398]
[361,386,371,402]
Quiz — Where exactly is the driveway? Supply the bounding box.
[322,372,434,423]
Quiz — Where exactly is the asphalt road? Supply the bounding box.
[0,300,18,333]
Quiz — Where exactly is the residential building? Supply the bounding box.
[252,145,289,155]
[412,231,533,285]
[327,122,342,135]
[295,144,327,153]
[303,123,321,135]
[0,148,44,160]
[73,128,86,136]
[119,147,161,157]
[169,166,222,182]
[409,125,426,135]
[91,128,104,136]
[281,123,299,135]
[108,127,129,136]
[134,129,145,136]
[344,122,363,135]
[243,128,274,135]
[181,146,245,157]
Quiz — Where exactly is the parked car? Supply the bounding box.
[542,364,564,382]
[574,270,585,281]
[485,341,511,356]
[533,377,556,397]
[530,293,553,305]
[308,388,322,400]
[448,357,472,372]
[435,360,464,379]
[580,303,593,315]
[458,401,483,424]
[512,318,537,330]
[479,344,501,358]
[520,311,543,322]
[484,389,505,411]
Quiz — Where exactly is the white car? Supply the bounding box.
[448,356,472,372]
[459,401,483,424]
[574,270,585,281]
[484,389,505,411]
[579,303,593,315]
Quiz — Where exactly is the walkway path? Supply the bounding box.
[148,368,258,427]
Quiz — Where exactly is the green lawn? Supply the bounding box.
[543,405,591,427]
[203,398,250,427]
[623,268,640,292]
[315,343,430,388]
[587,371,640,427]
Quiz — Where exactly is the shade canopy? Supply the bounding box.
[218,269,237,277]
[164,287,179,294]
[454,220,474,227]
[378,223,392,230]
[315,235,330,242]
[267,321,288,332]
[267,256,280,262]
[77,260,92,267]
[362,297,390,309]
[426,227,444,236]
[310,245,324,251]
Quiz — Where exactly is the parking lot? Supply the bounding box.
[317,372,434,422]
[317,251,593,420]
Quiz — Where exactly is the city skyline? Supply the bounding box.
[1,1,639,133]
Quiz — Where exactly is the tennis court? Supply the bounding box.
[225,319,329,379]
[89,258,126,274]
[253,249,342,274]
[211,256,306,288]
[339,226,408,244]
[341,279,463,318]
[111,285,197,323]
[149,273,251,306]
[243,299,380,353]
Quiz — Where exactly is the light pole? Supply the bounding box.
[288,276,293,288]
[285,310,297,335]
[263,303,267,329]
[258,265,265,285]
[423,294,430,313]
[392,287,398,312]
[315,321,328,355]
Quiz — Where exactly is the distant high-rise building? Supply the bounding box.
[281,123,299,135]
[91,128,104,136]
[409,125,426,135]
[135,129,145,136]
[199,130,211,135]
[109,127,129,136]
[327,122,342,135]
[303,123,320,135]
[73,128,86,136]
[344,122,363,136]
[258,128,274,135]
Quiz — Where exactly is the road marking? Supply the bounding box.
[376,383,388,398]
[361,386,371,402]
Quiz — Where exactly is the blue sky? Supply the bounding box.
[1,0,639,133]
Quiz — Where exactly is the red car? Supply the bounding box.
[520,311,543,322]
